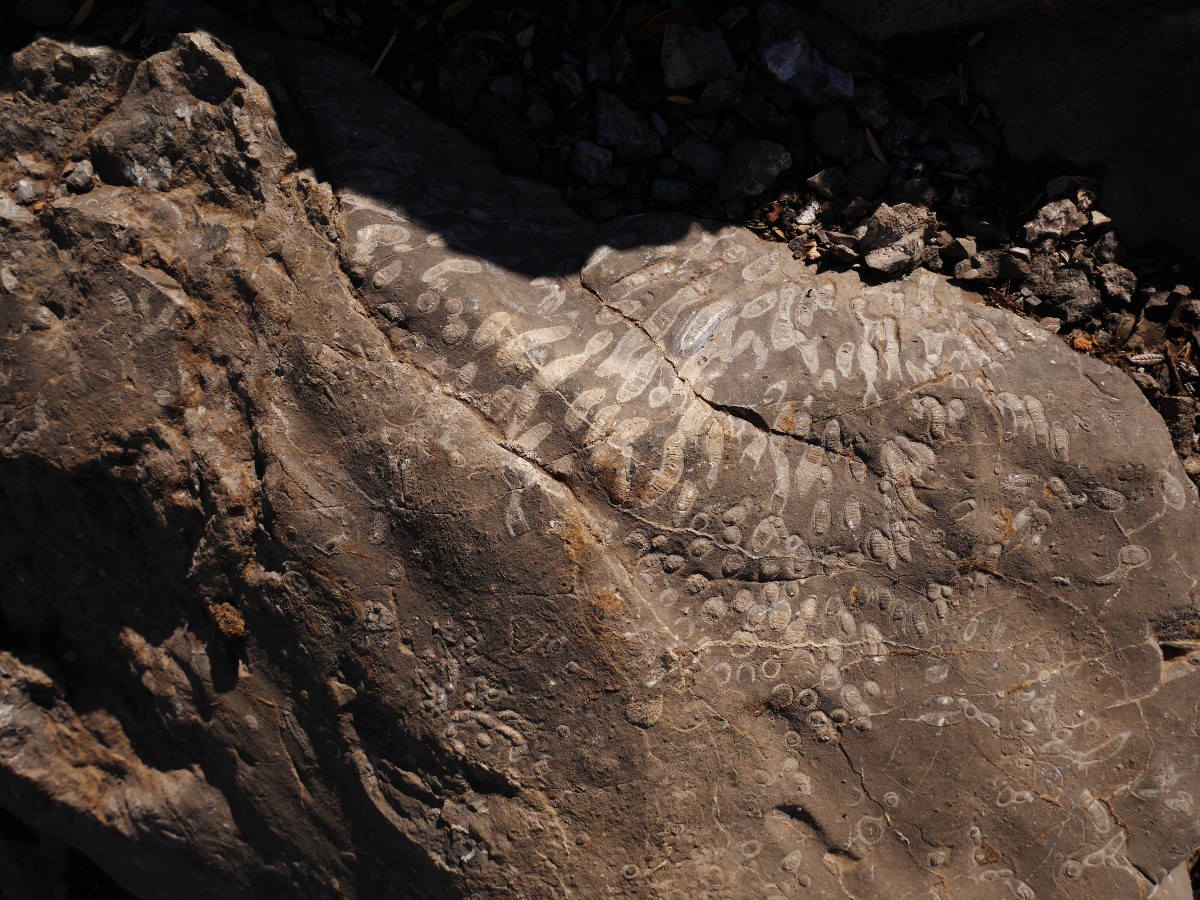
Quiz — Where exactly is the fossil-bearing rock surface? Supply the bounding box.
[2,25,1200,900]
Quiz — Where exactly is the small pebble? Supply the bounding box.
[15,179,39,203]
[699,80,741,114]
[718,7,749,28]
[941,236,976,265]
[1097,263,1136,304]
[551,64,583,99]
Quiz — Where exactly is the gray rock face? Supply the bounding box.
[1026,254,1103,323]
[2,28,1200,900]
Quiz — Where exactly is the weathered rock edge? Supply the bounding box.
[1,28,1199,900]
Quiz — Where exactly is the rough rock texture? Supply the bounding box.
[856,203,936,275]
[2,27,1200,900]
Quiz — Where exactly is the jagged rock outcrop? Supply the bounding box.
[1,24,1199,899]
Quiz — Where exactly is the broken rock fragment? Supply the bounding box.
[63,158,95,193]
[716,138,792,199]
[761,28,854,105]
[1027,252,1104,322]
[1022,197,1089,243]
[856,201,935,274]
[1098,261,1137,304]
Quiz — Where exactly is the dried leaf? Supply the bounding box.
[635,8,696,40]
[665,95,695,106]
[864,126,886,163]
[67,0,94,29]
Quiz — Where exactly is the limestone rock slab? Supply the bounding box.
[1,27,1199,900]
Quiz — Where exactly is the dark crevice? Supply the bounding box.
[226,370,268,485]
[0,456,214,770]
[774,803,862,861]
[348,692,521,804]
[0,807,138,900]
[1161,642,1191,662]
[704,395,797,443]
[574,275,833,454]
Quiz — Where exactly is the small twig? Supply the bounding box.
[601,0,624,34]
[371,29,399,76]
[1166,344,1185,393]
[119,15,143,45]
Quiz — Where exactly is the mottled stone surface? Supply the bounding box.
[2,28,1200,900]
